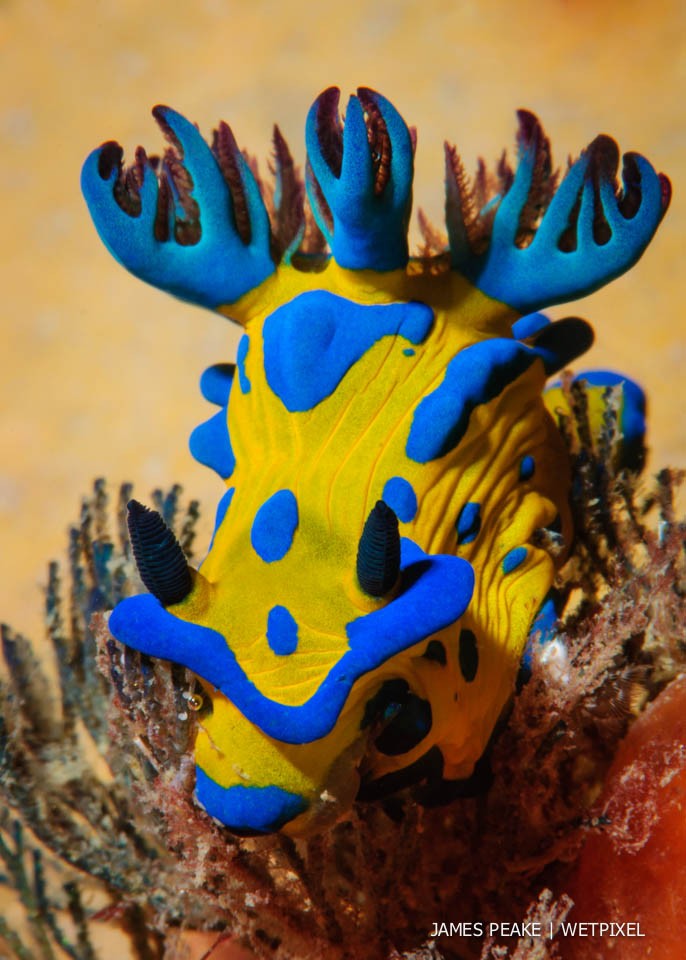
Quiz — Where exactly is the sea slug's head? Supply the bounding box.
[87,87,670,834]
[111,498,476,835]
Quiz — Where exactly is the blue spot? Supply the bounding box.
[456,502,481,545]
[519,456,535,481]
[382,477,418,523]
[267,606,299,656]
[403,347,415,357]
[512,313,550,340]
[263,291,434,412]
[406,339,537,463]
[502,547,527,574]
[189,410,235,479]
[207,487,234,551]
[195,768,307,833]
[237,335,251,393]
[251,490,298,562]
[200,363,234,406]
[109,538,474,745]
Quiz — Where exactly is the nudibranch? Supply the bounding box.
[81,87,670,835]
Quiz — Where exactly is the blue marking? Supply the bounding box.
[237,334,251,394]
[267,606,299,656]
[251,490,299,562]
[263,291,434,412]
[456,502,481,545]
[502,546,527,574]
[407,339,537,463]
[207,487,235,551]
[189,410,235,479]
[109,538,474,745]
[200,363,234,406]
[512,313,550,340]
[403,348,415,357]
[195,768,307,832]
[519,455,535,481]
[382,477,418,523]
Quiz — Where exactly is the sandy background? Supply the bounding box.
[1,0,684,665]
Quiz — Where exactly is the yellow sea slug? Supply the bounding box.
[81,87,670,835]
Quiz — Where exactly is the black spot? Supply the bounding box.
[357,746,444,802]
[516,660,531,691]
[380,796,406,823]
[375,694,432,756]
[413,752,493,805]
[361,678,408,729]
[459,628,479,683]
[550,513,563,534]
[361,678,433,757]
[422,639,447,665]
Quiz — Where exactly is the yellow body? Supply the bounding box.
[168,263,571,834]
[91,89,667,834]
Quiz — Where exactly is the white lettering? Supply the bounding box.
[429,922,485,937]
[432,918,646,941]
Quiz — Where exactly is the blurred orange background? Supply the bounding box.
[1,0,684,647]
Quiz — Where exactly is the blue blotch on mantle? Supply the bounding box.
[267,606,299,656]
[456,502,481,545]
[382,477,418,523]
[502,546,528,574]
[519,456,536,481]
[251,490,299,563]
[263,291,433,412]
[189,410,235,480]
[200,363,235,406]
[406,339,537,464]
[511,312,550,340]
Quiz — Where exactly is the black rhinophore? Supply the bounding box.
[356,500,401,597]
[127,500,192,606]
